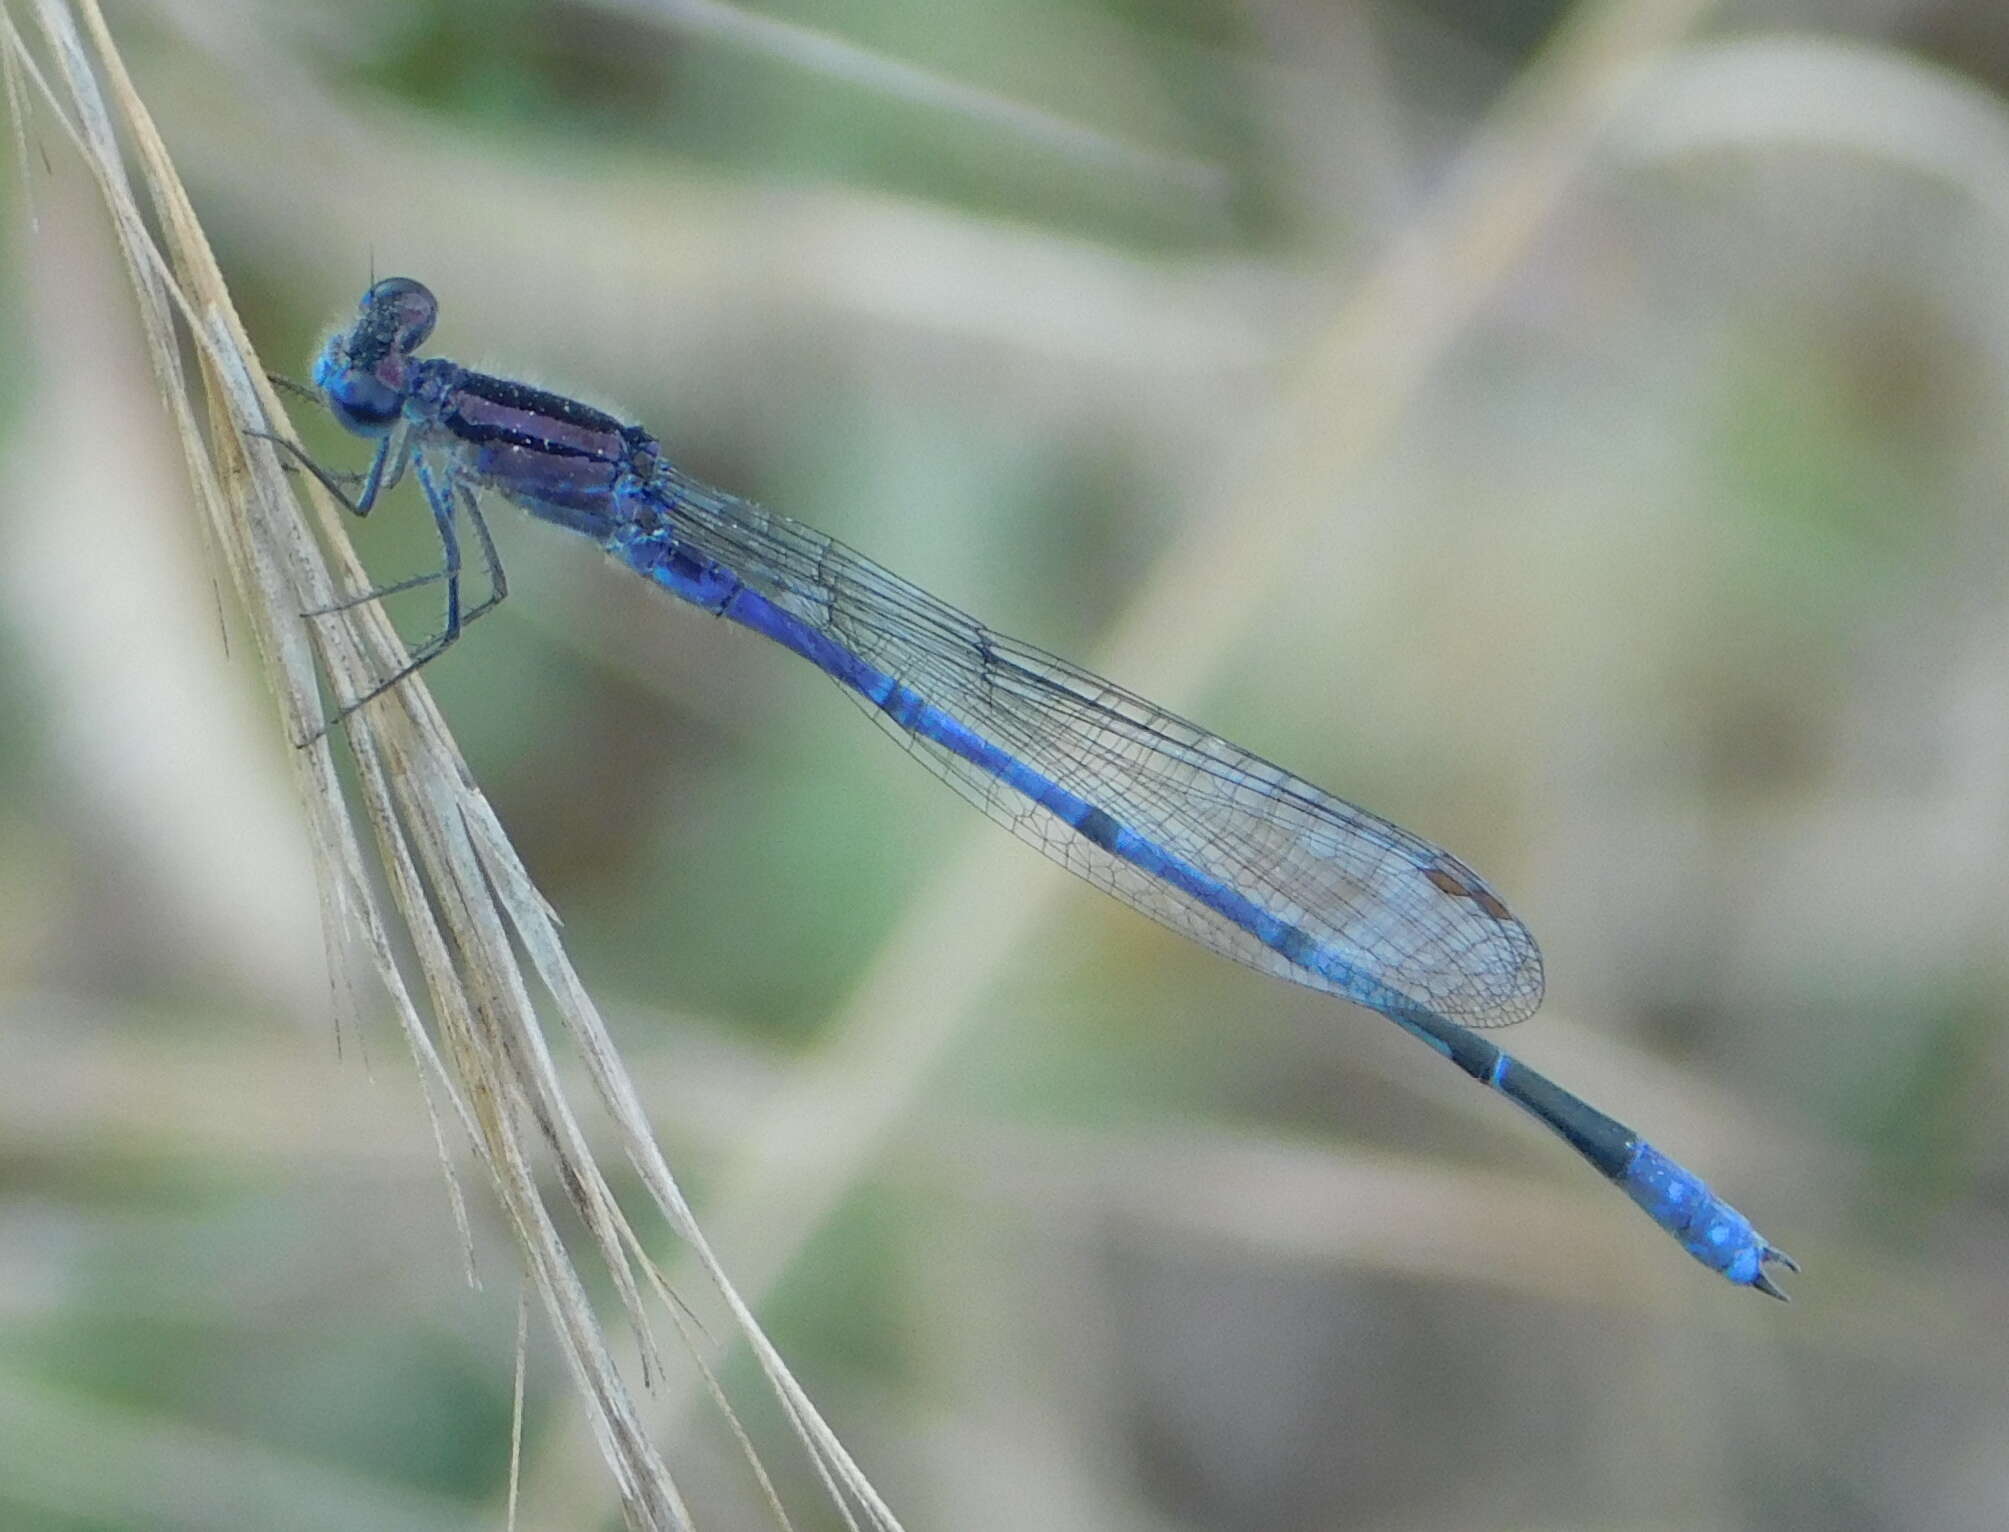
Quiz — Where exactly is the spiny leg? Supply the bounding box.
[453,482,509,628]
[261,375,413,528]
[247,427,367,499]
[304,482,507,621]
[250,428,463,619]
[305,564,454,617]
[307,459,509,737]
[309,454,462,731]
[266,371,320,405]
[249,425,407,516]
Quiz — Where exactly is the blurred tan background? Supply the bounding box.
[4,0,2008,1527]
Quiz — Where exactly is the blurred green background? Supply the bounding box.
[5,0,2009,1527]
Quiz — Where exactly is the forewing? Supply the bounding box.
[658,472,1543,1027]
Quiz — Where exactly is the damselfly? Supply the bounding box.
[276,277,1796,1297]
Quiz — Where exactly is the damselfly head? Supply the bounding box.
[313,277,438,436]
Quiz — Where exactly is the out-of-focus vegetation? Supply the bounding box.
[4,0,2009,1527]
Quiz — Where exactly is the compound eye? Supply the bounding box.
[363,277,437,353]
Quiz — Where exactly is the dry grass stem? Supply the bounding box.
[4,2,902,1526]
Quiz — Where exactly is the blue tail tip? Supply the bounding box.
[1622,1140,1798,1299]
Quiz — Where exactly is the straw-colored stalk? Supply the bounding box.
[1,4,902,1529]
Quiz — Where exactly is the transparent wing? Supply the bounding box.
[649,469,1544,1028]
